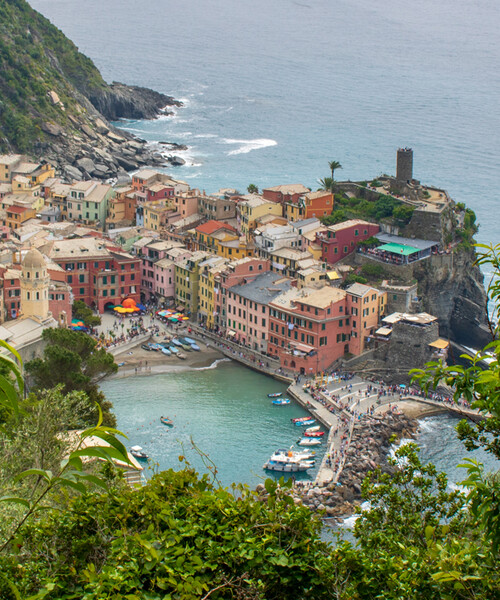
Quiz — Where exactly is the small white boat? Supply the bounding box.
[263,453,314,472]
[305,425,320,433]
[297,437,322,446]
[273,448,316,461]
[130,445,149,460]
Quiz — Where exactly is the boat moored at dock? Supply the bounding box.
[294,419,316,426]
[272,398,291,405]
[304,430,325,437]
[268,392,283,398]
[297,437,322,446]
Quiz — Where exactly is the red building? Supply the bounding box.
[262,184,310,205]
[315,219,380,264]
[268,286,348,374]
[45,237,141,312]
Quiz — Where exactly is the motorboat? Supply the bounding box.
[268,392,283,398]
[161,347,171,356]
[130,445,149,461]
[160,417,174,426]
[295,419,316,427]
[168,345,179,354]
[183,337,197,344]
[190,343,201,351]
[263,452,314,472]
[177,352,186,359]
[305,425,320,433]
[297,437,322,446]
[273,448,316,460]
[171,339,183,347]
[272,398,291,405]
[291,416,312,422]
[304,430,325,437]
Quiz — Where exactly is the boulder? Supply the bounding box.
[41,121,65,137]
[63,165,83,181]
[76,157,96,173]
[169,155,186,166]
[114,155,139,171]
[81,124,97,140]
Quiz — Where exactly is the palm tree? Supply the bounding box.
[318,177,334,191]
[328,160,342,181]
[247,183,259,194]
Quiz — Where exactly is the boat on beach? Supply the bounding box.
[160,416,174,426]
[168,345,179,354]
[297,437,322,446]
[304,430,325,437]
[130,445,149,461]
[171,339,183,347]
[161,347,171,356]
[272,398,291,405]
[268,392,283,398]
[177,352,186,359]
[183,337,197,344]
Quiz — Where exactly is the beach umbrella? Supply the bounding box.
[181,316,189,320]
[114,307,127,313]
[122,298,137,309]
[71,319,85,326]
[137,303,146,311]
[170,318,179,323]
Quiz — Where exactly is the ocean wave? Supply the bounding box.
[223,138,278,156]
[193,358,232,371]
[193,133,219,139]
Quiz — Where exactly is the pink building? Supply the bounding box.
[152,258,175,301]
[316,219,380,264]
[175,190,200,219]
[213,257,270,332]
[139,240,189,301]
[226,271,292,351]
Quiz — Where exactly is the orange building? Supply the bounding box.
[285,190,333,222]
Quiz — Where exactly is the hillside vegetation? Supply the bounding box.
[0,0,174,154]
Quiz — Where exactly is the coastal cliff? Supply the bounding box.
[0,0,180,177]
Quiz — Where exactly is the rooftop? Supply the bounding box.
[229,271,292,305]
[133,168,159,181]
[346,282,378,297]
[327,219,376,232]
[0,154,22,166]
[271,285,346,310]
[375,232,439,250]
[195,220,237,235]
[264,184,310,194]
[383,312,437,325]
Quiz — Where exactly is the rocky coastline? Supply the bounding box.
[257,411,419,519]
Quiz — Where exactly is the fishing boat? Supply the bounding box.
[178,341,192,351]
[263,452,314,472]
[130,445,149,461]
[291,416,311,422]
[190,343,201,351]
[305,425,321,433]
[295,419,316,427]
[183,337,197,344]
[160,416,174,426]
[304,430,325,437]
[297,437,322,446]
[171,338,183,347]
[176,352,186,359]
[161,347,171,356]
[168,345,179,354]
[268,392,283,398]
[272,398,291,405]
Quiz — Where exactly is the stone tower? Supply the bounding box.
[396,147,413,183]
[20,248,50,321]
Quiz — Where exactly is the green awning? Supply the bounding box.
[376,243,420,256]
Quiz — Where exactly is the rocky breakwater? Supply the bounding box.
[256,412,418,518]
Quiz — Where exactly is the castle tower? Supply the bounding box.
[396,147,413,183]
[20,248,50,322]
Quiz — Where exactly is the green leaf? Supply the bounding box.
[14,468,53,483]
[0,495,30,509]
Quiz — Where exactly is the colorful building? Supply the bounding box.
[174,251,210,315]
[194,220,238,253]
[262,183,310,205]
[67,181,115,229]
[346,283,387,355]
[268,286,348,374]
[237,195,282,236]
[226,271,292,352]
[198,256,230,328]
[285,190,333,222]
[316,219,380,264]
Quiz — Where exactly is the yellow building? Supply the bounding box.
[237,195,282,235]
[174,251,210,316]
[143,199,175,232]
[217,237,256,260]
[194,220,238,253]
[198,256,229,328]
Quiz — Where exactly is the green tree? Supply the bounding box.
[25,328,117,426]
[328,160,342,181]
[247,183,259,194]
[72,300,101,329]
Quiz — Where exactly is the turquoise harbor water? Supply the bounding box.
[101,361,320,488]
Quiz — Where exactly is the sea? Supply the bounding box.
[33,0,499,486]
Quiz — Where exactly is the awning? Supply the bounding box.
[227,330,236,337]
[375,326,392,336]
[429,338,449,349]
[292,342,314,353]
[377,243,420,256]
[326,270,340,280]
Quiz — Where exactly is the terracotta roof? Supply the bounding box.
[195,220,237,235]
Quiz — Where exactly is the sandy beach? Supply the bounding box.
[109,338,227,379]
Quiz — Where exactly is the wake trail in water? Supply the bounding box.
[193,358,232,371]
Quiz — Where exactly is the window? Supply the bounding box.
[103,276,107,285]
[67,275,73,284]
[79,288,84,295]
[103,290,107,297]
[262,318,266,326]
[321,323,326,330]
[79,274,85,283]
[111,289,115,296]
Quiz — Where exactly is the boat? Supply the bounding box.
[263,452,314,472]
[295,419,316,426]
[291,416,312,422]
[168,345,179,354]
[171,339,183,347]
[177,352,186,359]
[268,392,283,398]
[297,437,322,446]
[305,425,320,433]
[183,337,197,344]
[272,398,291,405]
[273,448,316,460]
[130,445,149,460]
[117,362,125,367]
[304,430,325,437]
[161,347,171,356]
[190,343,201,351]
[178,341,192,351]
[160,416,174,426]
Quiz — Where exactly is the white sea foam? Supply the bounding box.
[223,138,278,156]
[193,358,231,371]
[193,133,219,139]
